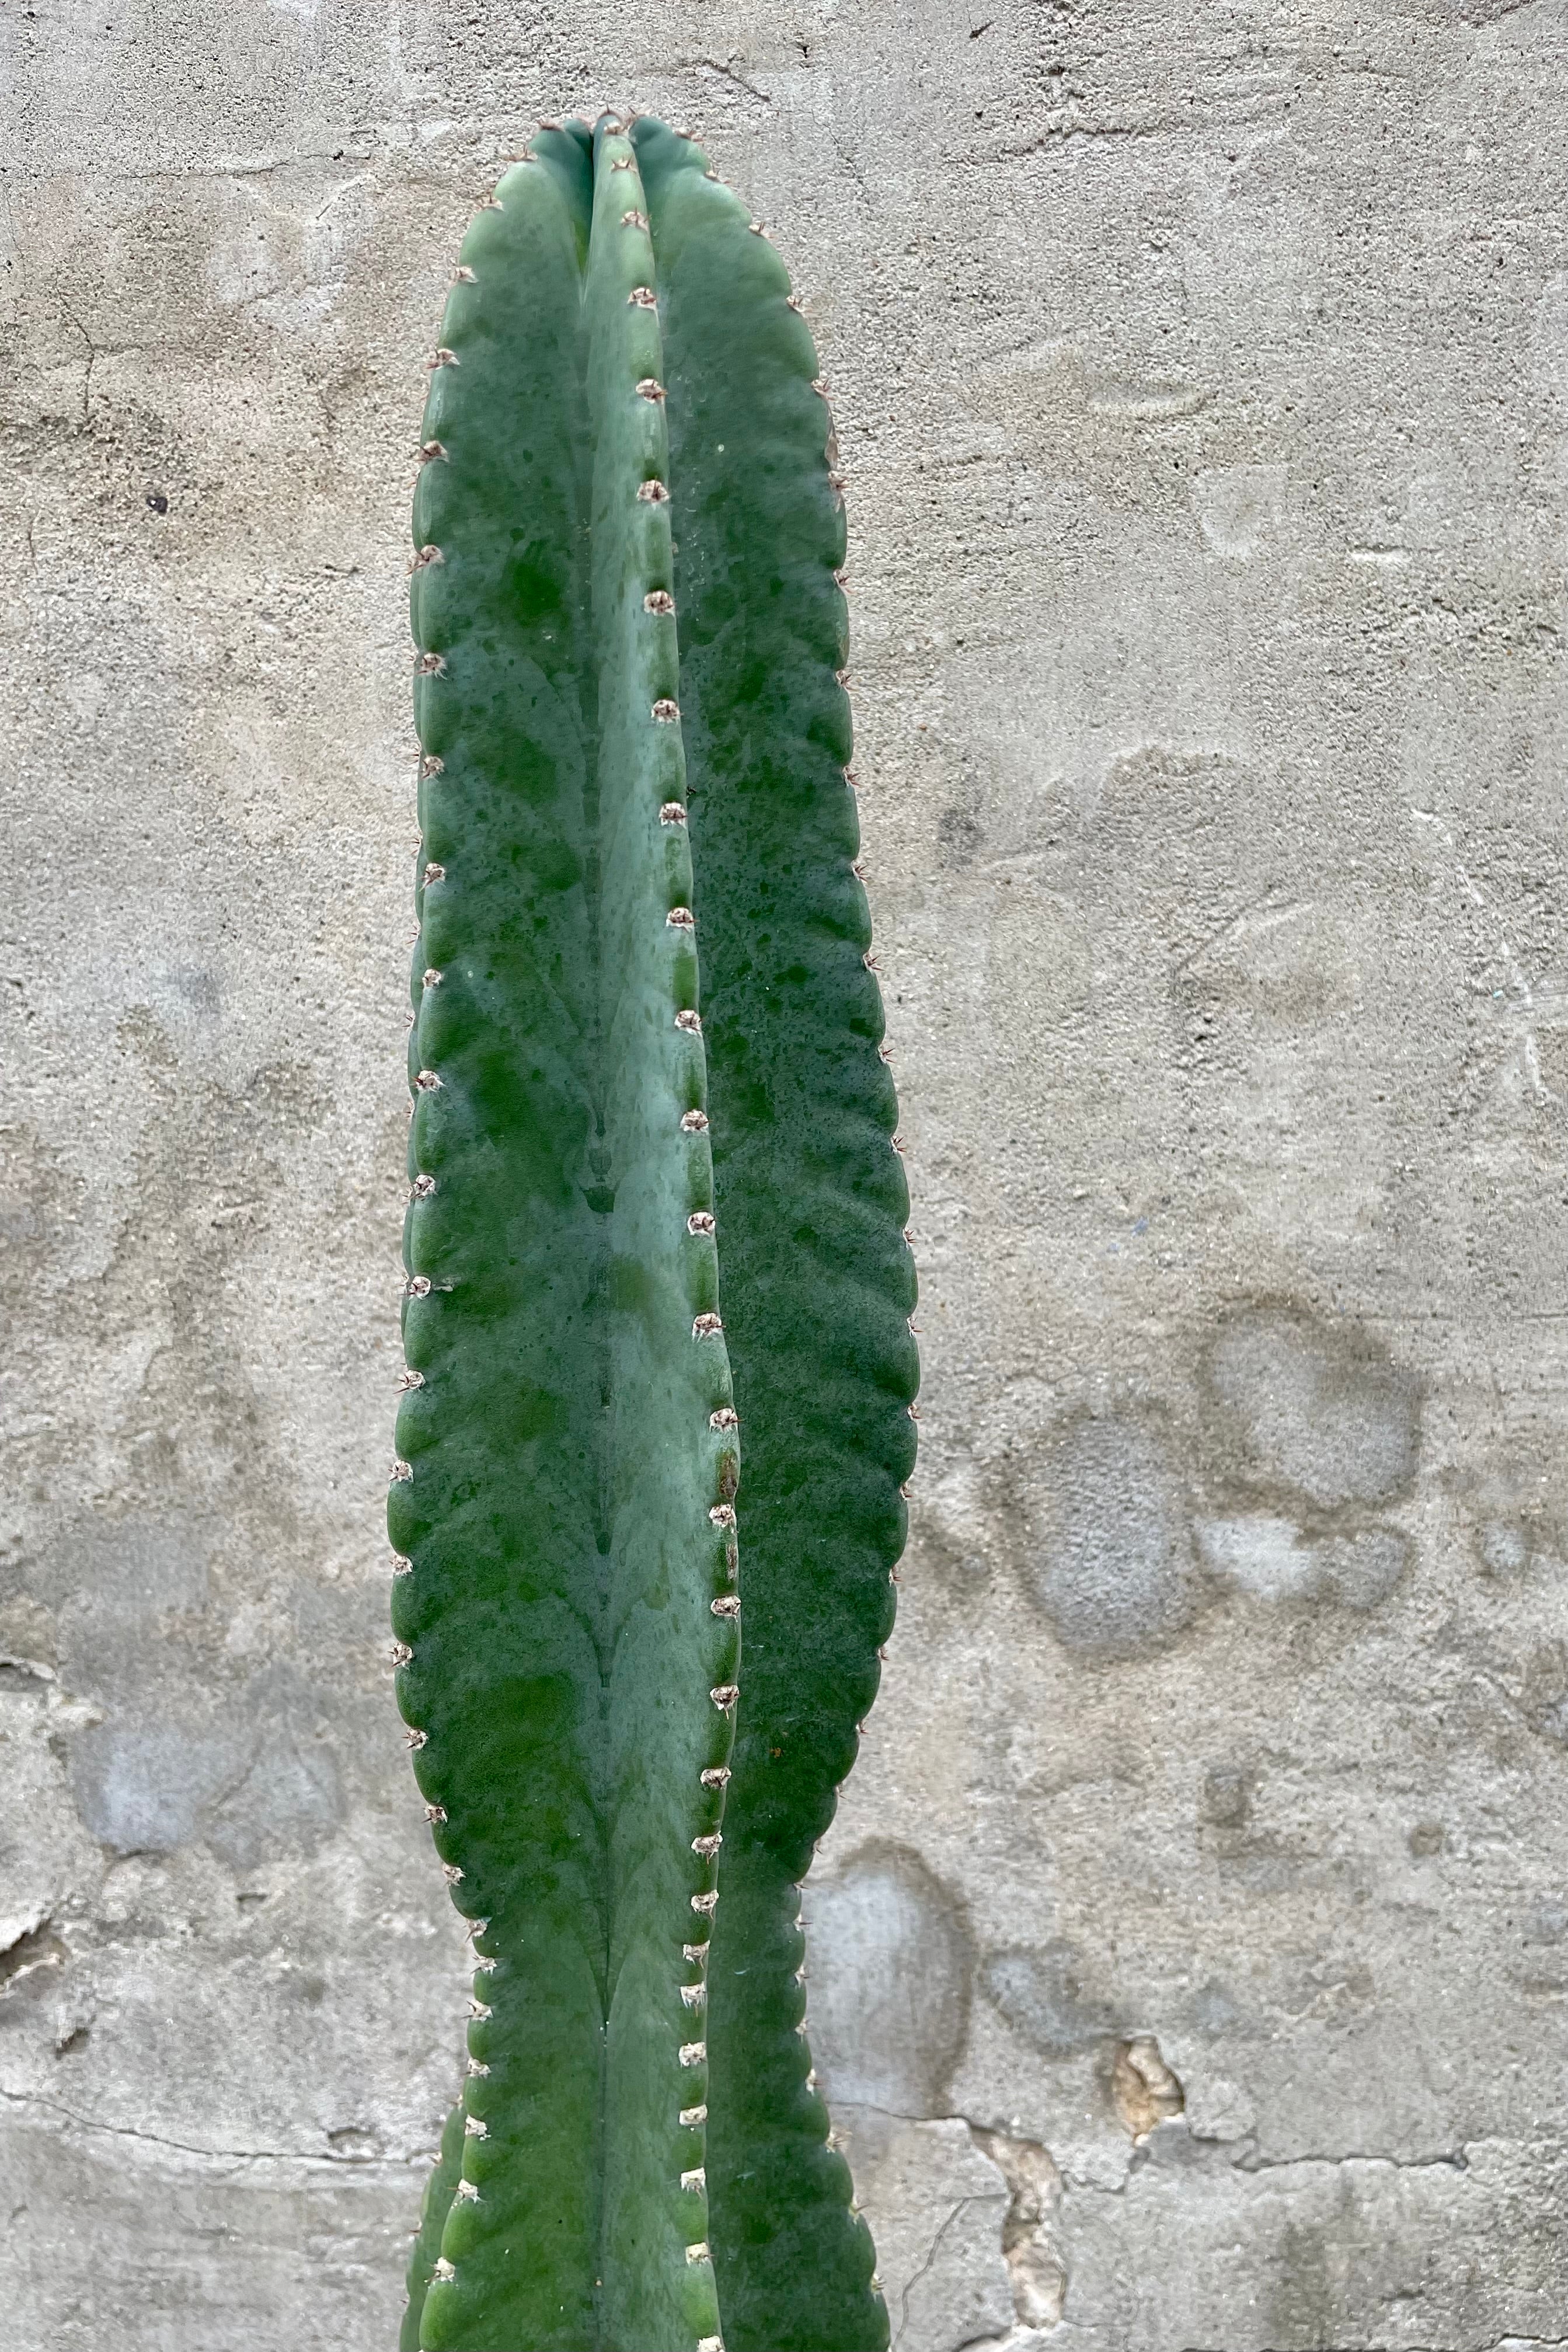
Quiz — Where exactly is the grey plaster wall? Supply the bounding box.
[3,3,1567,2347]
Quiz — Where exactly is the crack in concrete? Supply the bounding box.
[894,2191,996,2350]
[671,56,774,106]
[0,1917,66,1994]
[0,2085,407,2170]
[1181,2341,1568,2351]
[1231,2145,1471,2176]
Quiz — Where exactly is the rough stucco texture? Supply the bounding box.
[2,4,1567,2348]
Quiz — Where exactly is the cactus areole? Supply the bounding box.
[391,111,918,2352]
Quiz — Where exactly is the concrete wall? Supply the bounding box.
[4,3,1566,2346]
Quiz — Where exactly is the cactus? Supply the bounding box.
[391,110,918,2352]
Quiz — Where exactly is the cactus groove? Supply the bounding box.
[392,111,917,2352]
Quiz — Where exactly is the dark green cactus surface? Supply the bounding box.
[391,111,917,2352]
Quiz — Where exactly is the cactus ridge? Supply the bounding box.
[634,117,916,2352]
[393,111,915,2352]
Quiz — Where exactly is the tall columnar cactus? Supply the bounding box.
[390,110,918,2352]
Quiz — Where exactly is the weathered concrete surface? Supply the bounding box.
[3,2,1567,2346]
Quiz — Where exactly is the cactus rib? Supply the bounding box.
[395,116,736,2351]
[635,119,916,2352]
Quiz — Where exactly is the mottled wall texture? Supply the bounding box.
[2,4,1566,2347]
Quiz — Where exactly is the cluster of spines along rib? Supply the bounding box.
[391,115,742,2352]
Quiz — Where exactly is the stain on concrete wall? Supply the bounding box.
[1019,1412,1200,1658]
[807,1841,974,2117]
[1203,1303,1423,1511]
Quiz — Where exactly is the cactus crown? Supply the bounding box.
[392,110,917,2352]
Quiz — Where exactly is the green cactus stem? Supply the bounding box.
[392,111,917,2352]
